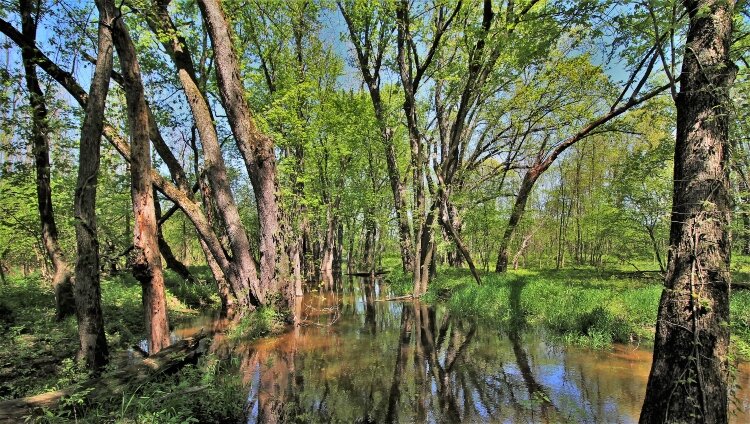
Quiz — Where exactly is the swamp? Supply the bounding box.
[1,0,750,422]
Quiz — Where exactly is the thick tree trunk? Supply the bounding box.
[199,238,231,305]
[197,0,284,304]
[19,0,75,320]
[73,0,114,371]
[640,1,736,422]
[112,14,171,354]
[496,170,538,272]
[414,203,437,296]
[147,1,261,311]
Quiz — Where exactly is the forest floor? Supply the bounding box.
[386,262,750,360]
[0,268,253,422]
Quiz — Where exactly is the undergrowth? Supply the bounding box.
[227,306,284,341]
[409,267,750,355]
[35,356,246,423]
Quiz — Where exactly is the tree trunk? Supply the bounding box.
[414,203,437,296]
[197,0,284,304]
[112,13,171,354]
[146,1,261,311]
[73,0,114,371]
[384,134,415,272]
[321,208,339,290]
[645,225,666,273]
[200,237,235,316]
[439,199,481,284]
[154,195,198,284]
[19,0,75,320]
[496,170,538,272]
[445,201,465,268]
[512,232,534,270]
[640,1,736,422]
[742,205,750,255]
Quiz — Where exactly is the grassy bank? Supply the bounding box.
[387,267,750,357]
[0,269,257,422]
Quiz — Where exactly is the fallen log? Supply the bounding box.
[0,334,209,423]
[346,270,390,277]
[374,295,415,302]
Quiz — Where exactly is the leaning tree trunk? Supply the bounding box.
[72,0,115,371]
[197,0,285,305]
[112,13,171,354]
[640,1,736,422]
[154,194,198,285]
[496,170,538,272]
[146,1,261,311]
[19,0,75,320]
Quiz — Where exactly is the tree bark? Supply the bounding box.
[72,0,114,370]
[640,0,736,422]
[197,0,284,305]
[19,0,75,320]
[110,10,171,354]
[496,170,538,272]
[154,195,198,285]
[146,1,261,311]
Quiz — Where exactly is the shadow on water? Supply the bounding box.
[174,276,750,423]
[507,277,557,421]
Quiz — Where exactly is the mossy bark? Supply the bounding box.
[640,1,736,422]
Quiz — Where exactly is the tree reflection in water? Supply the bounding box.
[176,277,747,423]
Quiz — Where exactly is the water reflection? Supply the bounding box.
[176,278,750,423]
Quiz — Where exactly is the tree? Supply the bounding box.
[338,1,415,273]
[73,0,115,370]
[111,3,171,354]
[19,0,75,320]
[640,0,737,421]
[197,0,287,307]
[144,0,262,314]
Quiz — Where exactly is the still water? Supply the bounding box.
[174,279,750,423]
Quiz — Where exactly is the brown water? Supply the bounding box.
[175,280,750,423]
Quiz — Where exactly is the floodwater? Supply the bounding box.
[174,279,750,423]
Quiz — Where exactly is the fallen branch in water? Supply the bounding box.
[346,270,389,277]
[374,295,415,302]
[0,334,209,423]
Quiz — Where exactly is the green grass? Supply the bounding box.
[411,267,750,355]
[0,269,258,422]
[34,357,246,423]
[383,268,413,296]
